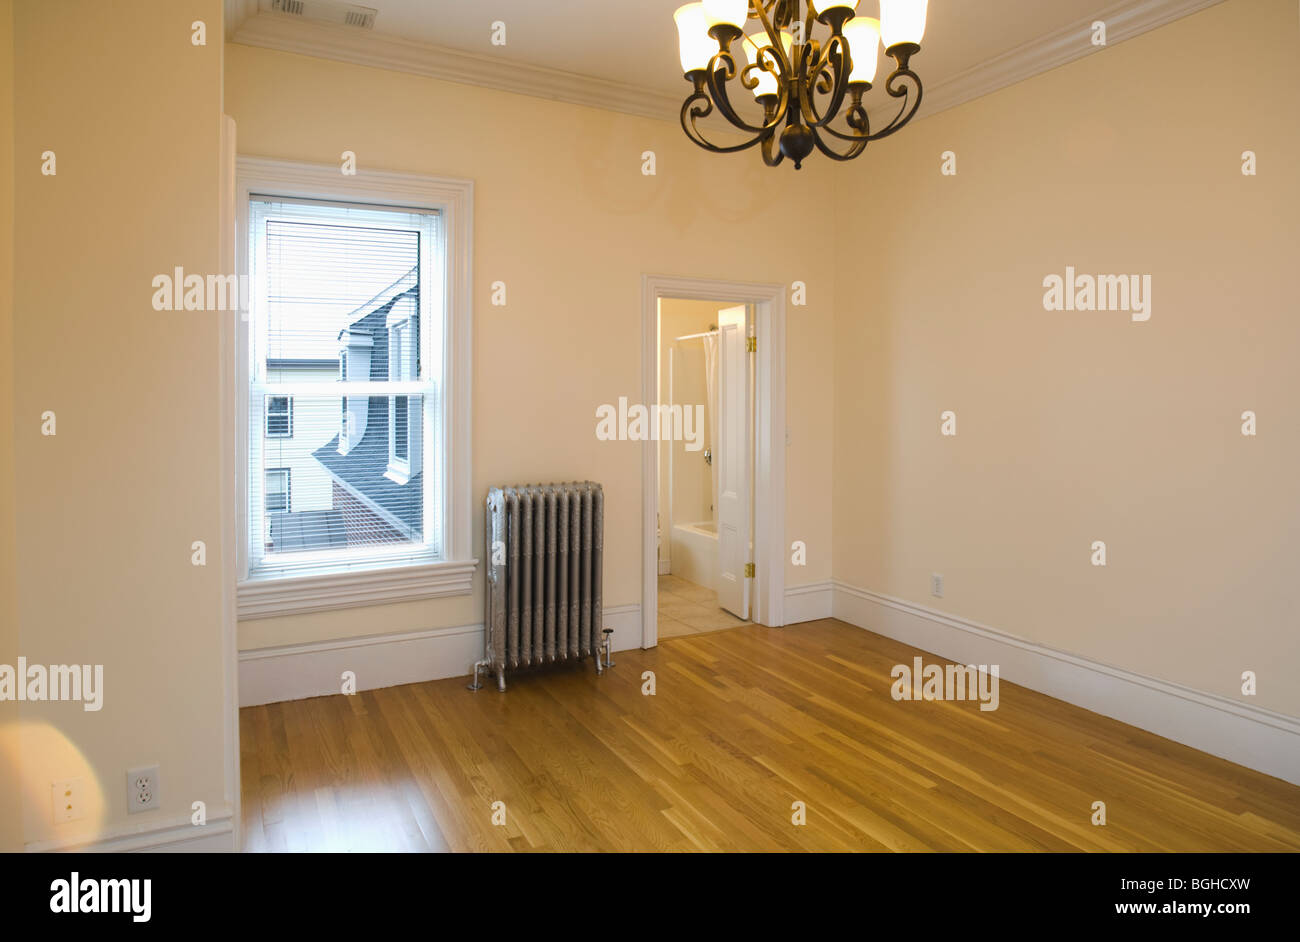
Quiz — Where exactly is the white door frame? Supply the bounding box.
[640,274,787,647]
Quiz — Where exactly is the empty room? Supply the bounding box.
[1,0,1297,919]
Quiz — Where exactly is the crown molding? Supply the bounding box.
[230,12,683,122]
[229,0,1225,127]
[224,0,260,41]
[869,0,1228,127]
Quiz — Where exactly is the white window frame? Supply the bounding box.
[265,395,293,439]
[234,157,476,620]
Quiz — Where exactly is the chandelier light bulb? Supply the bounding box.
[841,16,880,85]
[702,0,750,31]
[674,3,716,73]
[879,0,928,50]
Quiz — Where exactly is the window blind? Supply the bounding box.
[247,196,443,579]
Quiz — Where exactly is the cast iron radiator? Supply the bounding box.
[470,482,609,692]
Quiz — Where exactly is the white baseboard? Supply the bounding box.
[238,604,642,707]
[830,580,1300,786]
[658,559,671,575]
[27,805,235,853]
[784,581,833,624]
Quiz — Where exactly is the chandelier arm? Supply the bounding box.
[750,0,792,75]
[679,89,769,154]
[760,128,785,167]
[811,98,870,143]
[866,66,924,142]
[802,35,851,129]
[810,124,869,161]
[706,51,782,135]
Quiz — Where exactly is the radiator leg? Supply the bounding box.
[602,628,615,669]
[468,658,491,691]
[496,667,507,692]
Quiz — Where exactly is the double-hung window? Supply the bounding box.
[236,159,474,617]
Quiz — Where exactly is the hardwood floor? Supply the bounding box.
[239,619,1300,852]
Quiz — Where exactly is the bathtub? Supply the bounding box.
[669,520,718,591]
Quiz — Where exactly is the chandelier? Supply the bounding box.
[672,0,928,169]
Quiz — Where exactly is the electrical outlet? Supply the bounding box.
[126,765,160,814]
[931,573,944,598]
[51,779,82,824]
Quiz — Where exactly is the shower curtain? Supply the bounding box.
[702,334,719,527]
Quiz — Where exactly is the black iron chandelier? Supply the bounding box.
[673,0,928,169]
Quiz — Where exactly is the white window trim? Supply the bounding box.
[234,157,476,620]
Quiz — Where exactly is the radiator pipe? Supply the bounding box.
[468,657,491,691]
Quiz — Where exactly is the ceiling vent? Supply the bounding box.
[264,0,377,30]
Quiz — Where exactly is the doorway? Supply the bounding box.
[640,275,787,648]
[657,300,751,638]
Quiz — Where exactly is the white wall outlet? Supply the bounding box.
[931,573,944,598]
[51,779,83,824]
[126,765,160,814]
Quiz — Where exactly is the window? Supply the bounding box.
[246,195,440,577]
[265,396,293,437]
[235,159,475,618]
[265,468,290,513]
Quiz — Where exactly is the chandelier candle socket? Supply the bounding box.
[673,0,928,169]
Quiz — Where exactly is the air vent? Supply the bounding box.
[264,0,377,29]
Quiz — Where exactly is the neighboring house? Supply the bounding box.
[312,272,423,548]
[261,358,343,552]
[261,269,424,554]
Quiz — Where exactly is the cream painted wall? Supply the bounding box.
[226,44,837,649]
[832,0,1300,717]
[658,298,722,562]
[0,0,20,854]
[10,0,228,846]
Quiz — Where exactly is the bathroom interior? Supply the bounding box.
[656,298,752,640]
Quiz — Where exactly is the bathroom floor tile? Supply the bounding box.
[666,584,717,604]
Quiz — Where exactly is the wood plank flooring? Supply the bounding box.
[239,618,1300,852]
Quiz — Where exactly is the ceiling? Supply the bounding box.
[323,0,1104,99]
[226,0,1224,122]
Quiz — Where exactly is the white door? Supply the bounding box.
[715,304,752,619]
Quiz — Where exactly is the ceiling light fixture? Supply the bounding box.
[673,0,928,169]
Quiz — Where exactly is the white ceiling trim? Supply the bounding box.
[230,0,1226,126]
[224,0,260,41]
[870,0,1229,126]
[230,12,682,121]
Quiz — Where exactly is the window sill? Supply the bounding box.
[237,558,478,621]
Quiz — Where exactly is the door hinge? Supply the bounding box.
[746,336,757,353]
[744,562,755,578]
